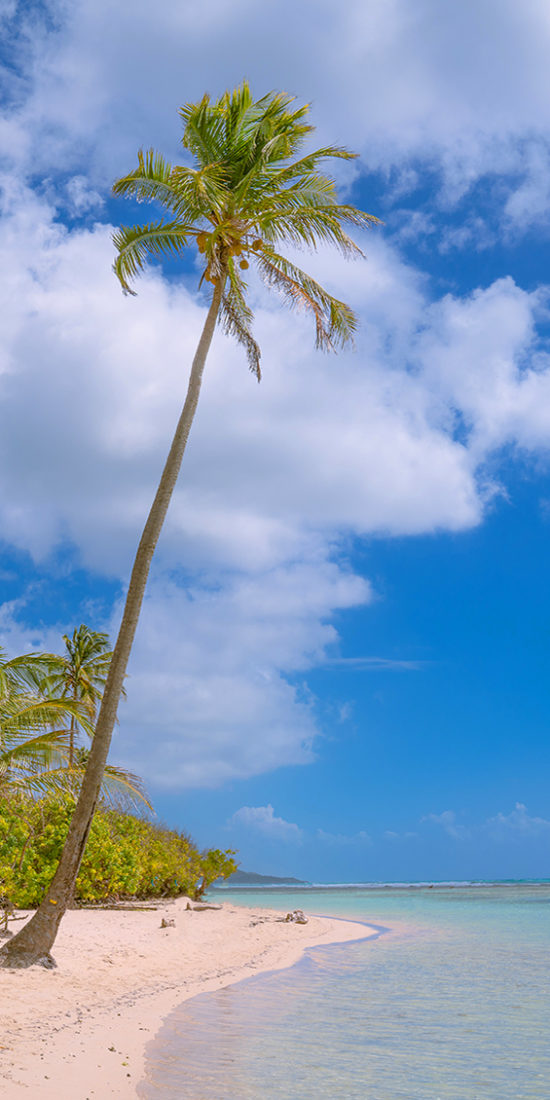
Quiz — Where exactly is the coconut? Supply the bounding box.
[239,259,249,270]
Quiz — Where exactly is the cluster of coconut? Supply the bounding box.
[197,232,264,283]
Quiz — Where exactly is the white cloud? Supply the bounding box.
[504,144,550,229]
[3,2,550,788]
[230,805,303,842]
[415,278,550,459]
[2,180,550,786]
[109,564,369,788]
[0,189,498,578]
[422,803,550,846]
[485,802,550,839]
[0,560,370,788]
[4,0,550,220]
[3,186,549,585]
[422,810,471,840]
[324,657,423,671]
[316,828,372,846]
[65,175,104,215]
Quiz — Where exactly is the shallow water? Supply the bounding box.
[139,884,550,1099]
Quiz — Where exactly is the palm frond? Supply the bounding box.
[0,651,61,697]
[219,264,261,380]
[257,248,358,351]
[170,163,230,221]
[68,748,152,812]
[257,208,364,257]
[179,92,228,165]
[114,81,379,367]
[4,769,75,800]
[0,728,70,772]
[112,149,183,212]
[112,220,196,294]
[269,145,358,188]
[2,696,94,737]
[99,763,152,812]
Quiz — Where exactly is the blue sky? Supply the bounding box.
[1,0,550,881]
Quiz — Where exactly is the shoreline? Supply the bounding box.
[0,900,376,1098]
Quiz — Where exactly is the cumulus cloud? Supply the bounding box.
[414,278,550,459]
[109,564,369,788]
[65,175,104,215]
[0,184,540,581]
[485,802,550,839]
[0,559,370,787]
[3,0,550,789]
[2,184,549,583]
[2,177,550,786]
[421,804,550,846]
[422,810,471,840]
[230,805,303,842]
[3,0,550,221]
[229,811,372,847]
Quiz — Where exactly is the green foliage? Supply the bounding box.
[0,632,150,811]
[44,624,151,812]
[193,848,238,900]
[0,795,237,908]
[0,646,91,800]
[112,81,379,379]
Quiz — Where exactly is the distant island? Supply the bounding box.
[223,870,309,886]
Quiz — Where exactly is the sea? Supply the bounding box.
[138,883,550,1099]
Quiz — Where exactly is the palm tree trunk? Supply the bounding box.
[1,277,225,968]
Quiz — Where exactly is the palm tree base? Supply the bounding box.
[0,943,57,968]
[0,902,61,968]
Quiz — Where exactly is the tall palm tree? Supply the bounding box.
[2,82,377,967]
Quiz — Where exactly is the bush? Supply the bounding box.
[0,794,237,908]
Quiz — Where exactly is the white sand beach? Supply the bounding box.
[0,900,375,1098]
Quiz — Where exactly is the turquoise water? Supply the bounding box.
[139,884,550,1099]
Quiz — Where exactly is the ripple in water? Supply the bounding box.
[139,886,550,1099]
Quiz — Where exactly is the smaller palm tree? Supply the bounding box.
[47,626,112,768]
[0,648,87,799]
[0,637,150,811]
[45,626,151,811]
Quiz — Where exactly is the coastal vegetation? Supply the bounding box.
[2,81,376,968]
[0,629,236,925]
[0,794,236,913]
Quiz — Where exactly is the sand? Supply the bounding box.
[0,900,375,1098]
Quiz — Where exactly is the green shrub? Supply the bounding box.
[0,794,237,908]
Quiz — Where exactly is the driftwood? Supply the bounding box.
[284,909,308,924]
[77,904,159,911]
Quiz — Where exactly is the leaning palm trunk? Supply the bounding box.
[2,81,375,967]
[1,279,225,967]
